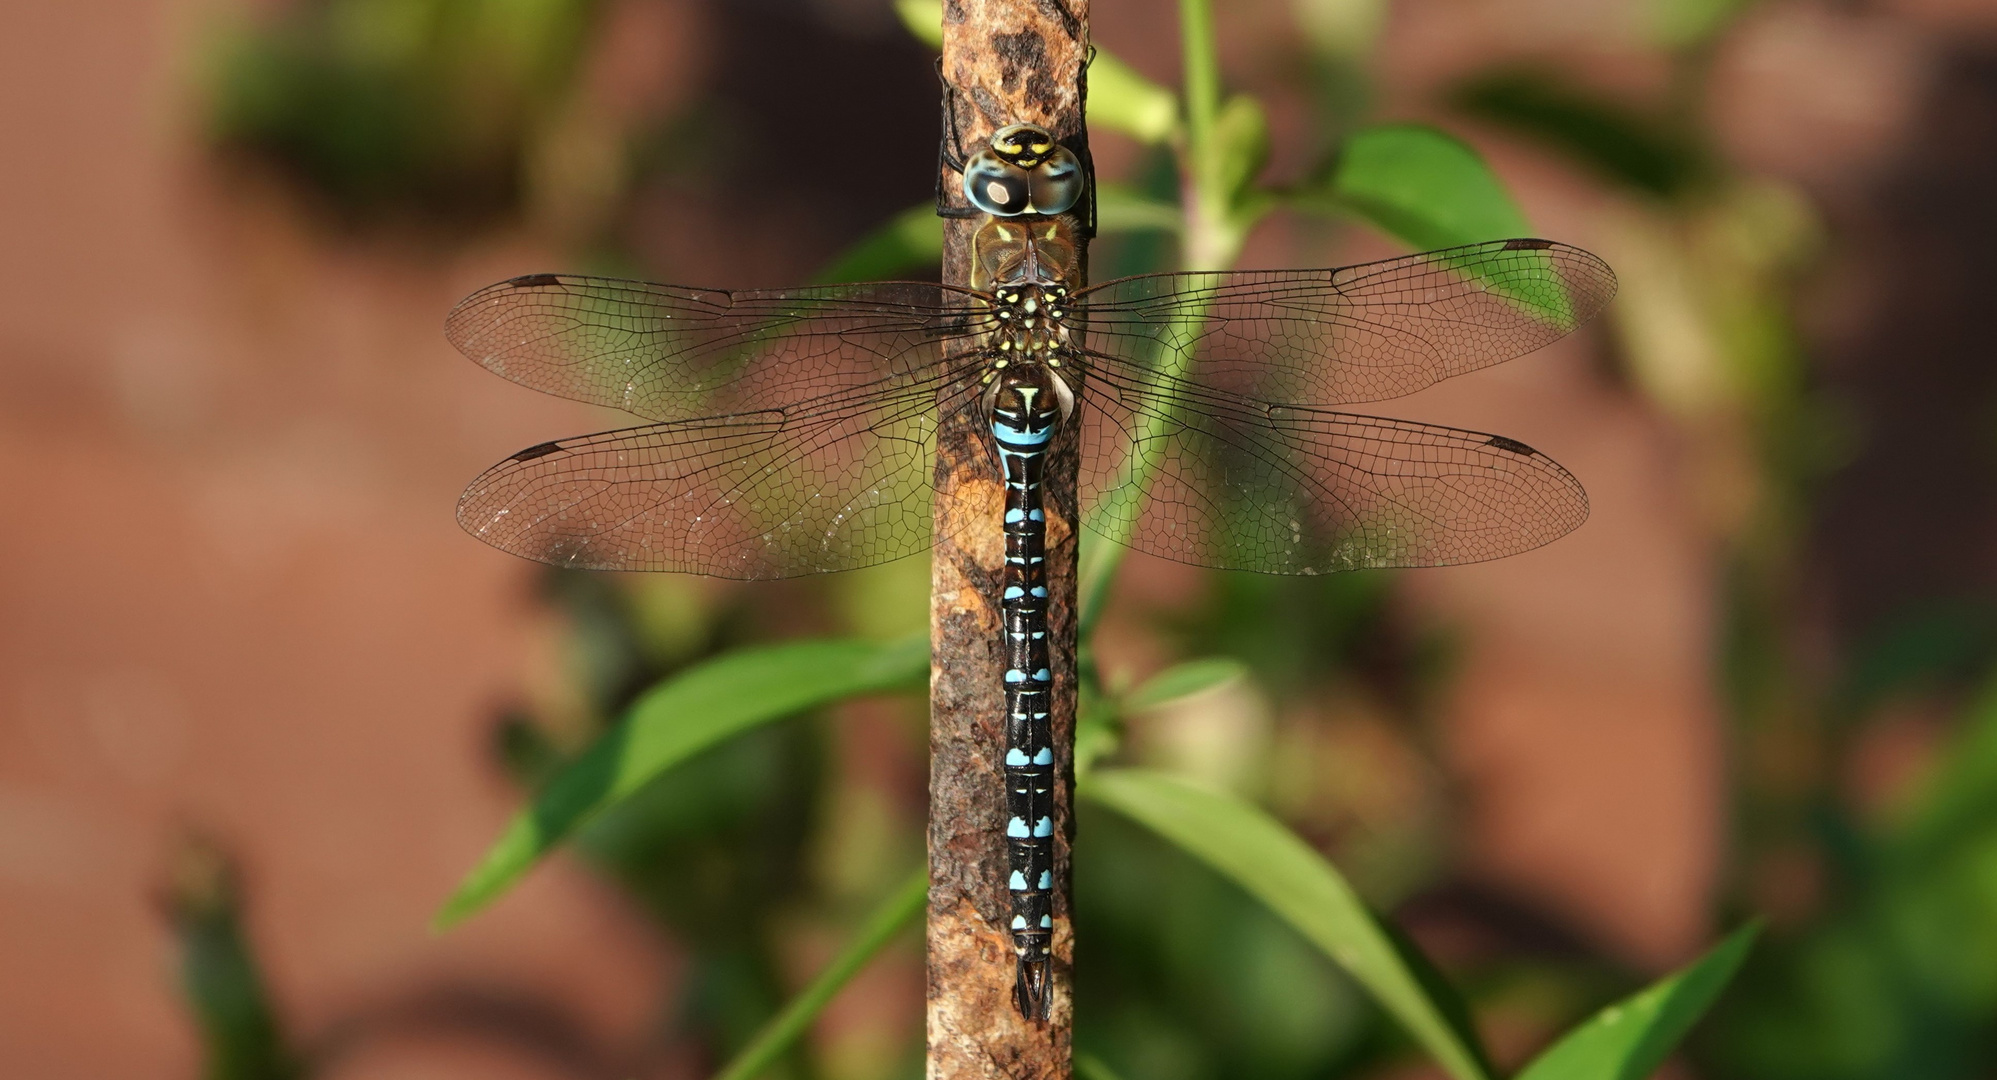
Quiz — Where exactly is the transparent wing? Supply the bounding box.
[458,367,986,577]
[1077,360,1588,574]
[446,275,991,422]
[1073,239,1617,407]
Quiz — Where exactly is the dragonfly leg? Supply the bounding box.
[935,58,982,219]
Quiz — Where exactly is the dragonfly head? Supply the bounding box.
[964,124,1085,217]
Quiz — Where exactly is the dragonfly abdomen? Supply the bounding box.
[989,365,1065,1019]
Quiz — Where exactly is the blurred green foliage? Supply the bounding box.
[204,0,598,221]
[161,839,301,1080]
[1074,805,1377,1080]
[1705,650,1997,1080]
[1454,69,1709,199]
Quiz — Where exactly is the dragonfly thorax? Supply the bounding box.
[988,283,1073,371]
[972,217,1077,293]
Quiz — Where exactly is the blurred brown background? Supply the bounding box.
[5,0,1997,1077]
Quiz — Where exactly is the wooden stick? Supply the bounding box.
[928,1,1089,1076]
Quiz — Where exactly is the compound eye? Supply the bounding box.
[1027,146,1084,215]
[964,151,1031,216]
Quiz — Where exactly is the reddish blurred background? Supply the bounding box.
[5,0,1997,1077]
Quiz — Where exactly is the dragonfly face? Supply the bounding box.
[963,123,1085,217]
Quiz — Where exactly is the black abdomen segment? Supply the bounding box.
[988,371,1061,1020]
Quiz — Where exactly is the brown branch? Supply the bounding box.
[928,1,1089,1077]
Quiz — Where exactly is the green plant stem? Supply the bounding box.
[1178,0,1219,179]
[1176,0,1237,272]
[1076,285,1217,636]
[712,866,927,1080]
[1081,0,1235,636]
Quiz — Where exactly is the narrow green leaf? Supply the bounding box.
[1316,124,1531,250]
[1089,50,1179,144]
[1378,915,1497,1078]
[1124,657,1250,712]
[436,636,928,927]
[1517,922,1760,1080]
[1082,768,1494,1080]
[713,866,928,1080]
[814,204,942,283]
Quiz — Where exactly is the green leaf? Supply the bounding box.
[1453,70,1706,199]
[1075,681,1122,782]
[1517,922,1760,1080]
[1089,49,1179,144]
[1650,0,1753,48]
[436,636,928,927]
[1378,915,1497,1077]
[1211,94,1271,212]
[1075,1052,1134,1080]
[893,0,940,47]
[165,838,302,1080]
[1124,657,1250,712]
[1082,768,1495,1080]
[713,866,927,1080]
[1295,0,1389,60]
[814,204,942,283]
[1315,123,1531,250]
[1096,182,1182,234]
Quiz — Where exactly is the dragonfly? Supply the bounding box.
[446,122,1617,1020]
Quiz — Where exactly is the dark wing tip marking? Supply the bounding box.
[510,440,564,462]
[506,273,565,288]
[1484,434,1538,456]
[1502,237,1556,250]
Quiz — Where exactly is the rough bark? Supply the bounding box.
[928,2,1089,1077]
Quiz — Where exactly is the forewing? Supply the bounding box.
[1074,239,1616,407]
[446,275,989,421]
[458,370,985,577]
[1078,365,1588,574]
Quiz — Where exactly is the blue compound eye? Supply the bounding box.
[964,150,1032,216]
[1027,146,1084,215]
